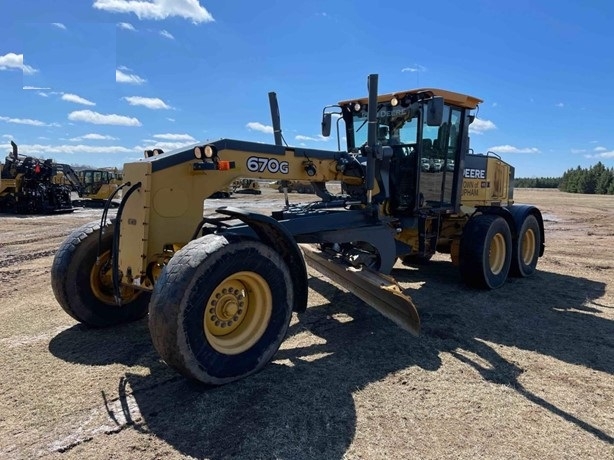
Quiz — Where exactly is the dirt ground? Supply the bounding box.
[0,188,612,460]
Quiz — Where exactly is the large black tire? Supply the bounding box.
[510,214,541,277]
[51,221,150,327]
[149,234,294,385]
[459,214,512,289]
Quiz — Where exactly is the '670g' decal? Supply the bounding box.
[246,156,289,174]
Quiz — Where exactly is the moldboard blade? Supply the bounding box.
[301,244,420,336]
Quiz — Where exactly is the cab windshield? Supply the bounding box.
[352,104,417,147]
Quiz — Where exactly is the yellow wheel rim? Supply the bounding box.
[520,228,536,265]
[90,250,141,305]
[488,233,506,275]
[204,271,272,355]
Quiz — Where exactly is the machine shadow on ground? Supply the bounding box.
[48,265,612,458]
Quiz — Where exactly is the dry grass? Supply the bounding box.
[0,189,613,459]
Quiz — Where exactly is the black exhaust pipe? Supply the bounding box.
[268,92,283,147]
[365,74,378,203]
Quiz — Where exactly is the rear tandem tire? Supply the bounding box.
[459,214,512,289]
[148,234,294,385]
[50,221,150,327]
[510,214,541,277]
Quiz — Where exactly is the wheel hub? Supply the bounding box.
[489,233,506,275]
[204,272,272,355]
[521,228,536,264]
[90,250,139,305]
[207,282,247,334]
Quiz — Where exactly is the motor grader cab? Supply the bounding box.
[73,169,121,206]
[0,141,74,214]
[52,74,545,386]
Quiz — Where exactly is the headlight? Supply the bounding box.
[194,146,203,159]
[391,97,399,107]
[204,145,216,158]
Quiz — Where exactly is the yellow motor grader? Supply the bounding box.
[51,74,544,385]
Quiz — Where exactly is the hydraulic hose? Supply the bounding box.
[98,182,131,259]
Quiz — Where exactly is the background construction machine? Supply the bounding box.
[208,179,261,198]
[51,74,545,386]
[71,168,122,207]
[232,178,262,195]
[271,179,315,194]
[0,141,74,214]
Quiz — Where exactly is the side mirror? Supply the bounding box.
[321,113,332,137]
[426,97,444,126]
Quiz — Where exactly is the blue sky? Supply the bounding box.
[1,0,613,177]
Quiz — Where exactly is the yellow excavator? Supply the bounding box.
[51,74,544,385]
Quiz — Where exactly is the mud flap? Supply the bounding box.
[301,244,420,336]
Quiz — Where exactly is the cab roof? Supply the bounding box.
[338,88,482,110]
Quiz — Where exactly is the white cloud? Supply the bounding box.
[166,117,175,122]
[401,64,426,73]
[116,69,147,84]
[135,140,194,152]
[295,134,329,142]
[0,116,59,127]
[246,122,273,134]
[118,22,136,30]
[469,118,496,135]
[2,134,13,139]
[570,149,586,154]
[61,93,96,106]
[15,144,134,155]
[52,22,67,30]
[583,146,614,158]
[123,96,172,110]
[152,133,195,141]
[0,53,38,75]
[23,85,51,90]
[160,29,174,39]
[488,145,540,154]
[93,0,215,23]
[555,102,564,107]
[37,92,50,97]
[68,110,141,126]
[69,133,118,141]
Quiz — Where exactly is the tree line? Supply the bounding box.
[514,162,614,194]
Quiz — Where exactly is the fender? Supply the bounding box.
[216,206,309,313]
[507,204,546,257]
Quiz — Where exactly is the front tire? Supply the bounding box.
[510,214,541,277]
[459,214,512,289]
[149,234,294,385]
[51,221,150,327]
